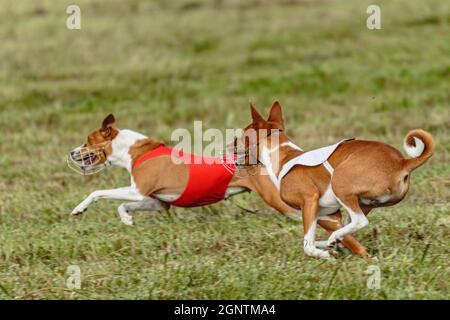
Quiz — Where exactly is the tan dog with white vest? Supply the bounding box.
[236,101,435,259]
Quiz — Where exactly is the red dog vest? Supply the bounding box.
[132,145,236,207]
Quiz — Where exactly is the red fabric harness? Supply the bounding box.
[132,145,236,207]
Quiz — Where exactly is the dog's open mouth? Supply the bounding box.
[67,145,108,175]
[79,152,97,166]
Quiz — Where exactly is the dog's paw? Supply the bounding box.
[71,205,88,215]
[316,249,334,260]
[118,205,133,226]
[327,238,338,249]
[319,250,334,260]
[71,198,93,215]
[315,240,329,250]
[329,249,340,258]
[304,245,334,260]
[120,215,133,226]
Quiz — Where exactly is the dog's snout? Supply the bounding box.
[67,144,107,175]
[70,148,83,159]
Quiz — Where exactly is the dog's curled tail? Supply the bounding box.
[403,129,435,171]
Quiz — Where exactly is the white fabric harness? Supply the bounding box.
[277,139,353,183]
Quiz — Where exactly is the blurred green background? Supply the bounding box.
[0,0,448,299]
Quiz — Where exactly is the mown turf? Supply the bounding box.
[0,0,448,299]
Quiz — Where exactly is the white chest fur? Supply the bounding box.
[318,185,342,216]
[108,129,147,172]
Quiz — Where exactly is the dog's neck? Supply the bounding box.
[108,129,148,172]
[259,133,303,188]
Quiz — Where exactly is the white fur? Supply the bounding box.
[360,194,392,206]
[280,141,303,151]
[260,145,281,189]
[317,215,337,222]
[72,186,145,215]
[318,185,341,216]
[108,129,147,172]
[377,195,392,204]
[260,140,303,190]
[403,136,424,158]
[315,240,344,250]
[360,198,372,206]
[153,194,180,202]
[303,218,332,259]
[152,188,247,203]
[224,187,247,198]
[118,198,167,225]
[327,198,368,247]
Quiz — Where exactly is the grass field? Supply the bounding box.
[0,0,449,299]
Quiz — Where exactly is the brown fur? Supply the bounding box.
[83,113,119,166]
[129,138,164,164]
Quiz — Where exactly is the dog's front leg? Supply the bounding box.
[71,187,145,215]
[302,195,332,260]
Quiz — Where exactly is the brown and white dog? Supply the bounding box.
[236,101,435,259]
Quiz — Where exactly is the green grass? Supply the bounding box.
[0,0,449,299]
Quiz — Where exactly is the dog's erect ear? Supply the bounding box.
[250,103,265,129]
[100,114,117,138]
[267,101,284,130]
[102,114,116,129]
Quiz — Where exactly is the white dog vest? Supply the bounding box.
[278,139,353,183]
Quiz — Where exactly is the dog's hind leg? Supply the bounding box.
[118,197,169,225]
[317,211,368,256]
[326,195,369,249]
